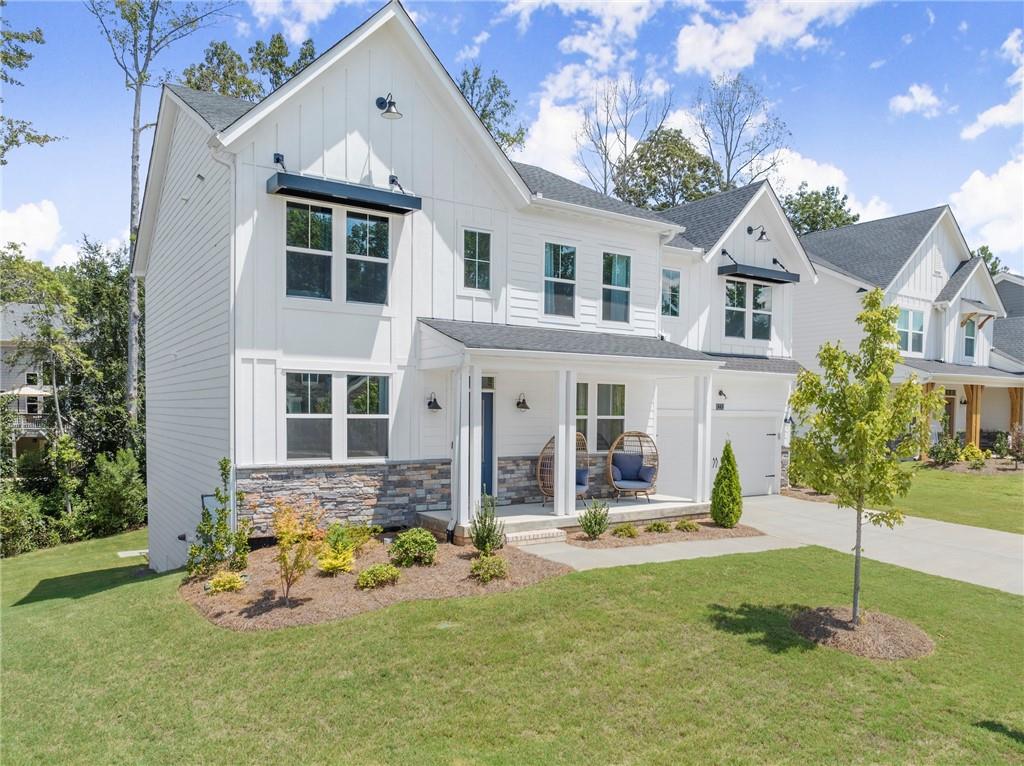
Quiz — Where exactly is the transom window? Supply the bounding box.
[576,382,588,440]
[661,268,680,317]
[544,243,576,317]
[286,372,332,459]
[963,318,976,358]
[463,230,491,291]
[724,280,772,341]
[602,252,631,323]
[897,308,924,353]
[346,212,389,305]
[286,202,332,300]
[596,383,625,451]
[346,375,389,458]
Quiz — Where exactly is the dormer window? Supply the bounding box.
[897,308,924,354]
[964,318,976,358]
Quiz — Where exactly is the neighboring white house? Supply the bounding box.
[1,303,50,458]
[793,207,1023,448]
[993,272,1024,375]
[134,0,816,571]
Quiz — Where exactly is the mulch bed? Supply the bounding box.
[919,458,1021,475]
[782,486,838,505]
[790,606,935,660]
[566,518,762,549]
[181,540,571,631]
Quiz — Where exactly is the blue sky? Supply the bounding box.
[3,0,1022,272]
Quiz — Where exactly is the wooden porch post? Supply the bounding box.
[1009,387,1024,431]
[920,382,935,452]
[963,384,983,447]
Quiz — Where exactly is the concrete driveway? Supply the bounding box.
[743,494,1024,596]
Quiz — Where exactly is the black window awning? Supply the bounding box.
[266,171,422,215]
[717,263,800,284]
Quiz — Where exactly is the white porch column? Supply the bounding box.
[452,365,472,529]
[469,364,483,520]
[692,373,714,502]
[553,370,568,516]
[562,370,578,515]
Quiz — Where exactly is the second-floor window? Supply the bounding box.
[576,382,588,440]
[463,230,491,290]
[544,243,576,317]
[25,373,38,385]
[724,280,772,340]
[346,212,389,305]
[286,372,332,459]
[286,202,332,300]
[964,318,976,358]
[661,269,680,317]
[602,252,631,323]
[596,383,625,450]
[897,308,924,353]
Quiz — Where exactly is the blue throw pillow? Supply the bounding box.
[638,465,656,484]
[611,464,622,481]
[612,452,643,481]
[576,467,589,486]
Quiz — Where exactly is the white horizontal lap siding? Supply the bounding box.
[146,111,231,572]
[792,270,866,374]
[980,387,1011,432]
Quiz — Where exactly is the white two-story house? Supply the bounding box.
[793,207,1022,449]
[1,303,50,459]
[134,0,816,571]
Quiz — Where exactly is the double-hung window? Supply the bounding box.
[724,280,747,338]
[964,318,976,358]
[661,269,680,317]
[346,375,389,458]
[286,202,332,299]
[544,243,576,317]
[286,373,332,459]
[463,230,491,290]
[897,308,924,353]
[751,284,772,341]
[602,252,631,322]
[576,382,588,440]
[596,384,625,451]
[346,212,389,305]
[724,280,772,340]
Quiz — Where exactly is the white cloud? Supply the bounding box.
[674,2,871,77]
[245,0,357,45]
[901,32,913,45]
[0,200,63,262]
[958,20,969,33]
[926,7,935,27]
[456,30,490,62]
[511,97,586,181]
[950,154,1024,261]
[888,83,946,118]
[961,28,1023,140]
[51,244,80,267]
[869,58,886,69]
[770,148,893,222]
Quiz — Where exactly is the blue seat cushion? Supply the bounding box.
[615,479,653,490]
[576,467,589,486]
[638,465,656,484]
[611,464,622,481]
[612,452,643,481]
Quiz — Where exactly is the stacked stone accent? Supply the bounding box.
[236,459,450,536]
[495,453,620,506]
[780,446,791,489]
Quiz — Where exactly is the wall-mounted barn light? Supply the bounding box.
[375,93,402,120]
[427,392,442,411]
[747,224,770,242]
[718,390,727,400]
[516,393,530,411]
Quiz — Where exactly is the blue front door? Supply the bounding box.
[481,392,494,494]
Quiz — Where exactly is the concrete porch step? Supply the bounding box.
[505,528,568,546]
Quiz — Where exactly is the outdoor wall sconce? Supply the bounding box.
[747,224,770,242]
[718,390,728,399]
[426,392,442,412]
[959,398,967,406]
[375,93,402,119]
[516,393,530,411]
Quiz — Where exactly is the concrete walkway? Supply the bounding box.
[523,494,1024,596]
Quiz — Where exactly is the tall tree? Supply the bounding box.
[613,128,720,210]
[973,245,1008,276]
[789,289,943,624]
[84,0,231,423]
[576,74,671,196]
[692,74,788,190]
[458,64,525,153]
[249,33,315,90]
[183,34,316,101]
[0,0,60,165]
[782,182,860,235]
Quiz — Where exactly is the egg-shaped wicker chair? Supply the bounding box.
[537,432,591,505]
[606,431,659,502]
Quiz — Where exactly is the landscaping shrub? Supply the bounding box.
[787,437,832,494]
[81,449,146,537]
[208,571,245,594]
[675,518,700,532]
[271,499,324,605]
[1011,425,1024,469]
[325,522,381,555]
[611,523,638,539]
[470,493,505,555]
[470,554,508,583]
[928,433,962,466]
[993,432,1010,458]
[0,488,58,557]
[710,440,742,528]
[578,500,609,539]
[389,528,437,567]
[645,520,671,533]
[960,443,988,470]
[317,545,355,576]
[186,458,251,577]
[357,563,401,589]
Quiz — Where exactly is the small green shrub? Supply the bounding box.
[186,458,251,577]
[645,520,671,533]
[357,563,401,589]
[960,443,988,470]
[578,500,609,539]
[470,554,508,583]
[271,500,324,604]
[992,432,1010,458]
[318,545,355,576]
[675,518,700,532]
[389,528,438,567]
[611,523,638,539]
[0,488,58,557]
[470,493,505,555]
[82,449,147,537]
[208,571,245,594]
[1011,425,1024,468]
[711,441,742,528]
[325,522,381,555]
[928,433,961,466]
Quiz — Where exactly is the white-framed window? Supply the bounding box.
[963,318,976,358]
[346,375,389,458]
[725,279,746,338]
[25,373,38,385]
[751,284,772,341]
[596,383,625,451]
[285,202,332,300]
[463,229,491,291]
[285,372,333,459]
[897,308,924,354]
[602,252,631,323]
[345,211,389,305]
[576,382,588,440]
[544,243,576,317]
[661,268,680,317]
[724,280,772,341]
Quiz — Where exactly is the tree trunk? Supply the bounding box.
[50,357,72,517]
[851,505,864,625]
[126,83,142,421]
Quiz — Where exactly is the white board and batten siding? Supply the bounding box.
[145,108,231,572]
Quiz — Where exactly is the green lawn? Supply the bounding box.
[893,465,1024,534]
[2,531,1023,765]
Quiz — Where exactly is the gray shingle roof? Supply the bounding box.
[993,316,1024,364]
[510,161,672,225]
[935,257,982,303]
[996,278,1024,317]
[658,181,766,251]
[166,84,255,132]
[705,353,802,375]
[420,319,711,361]
[800,206,947,288]
[899,357,1023,379]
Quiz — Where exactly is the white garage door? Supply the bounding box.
[711,416,779,496]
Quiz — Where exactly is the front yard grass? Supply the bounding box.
[892,464,1024,534]
[2,529,1022,764]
